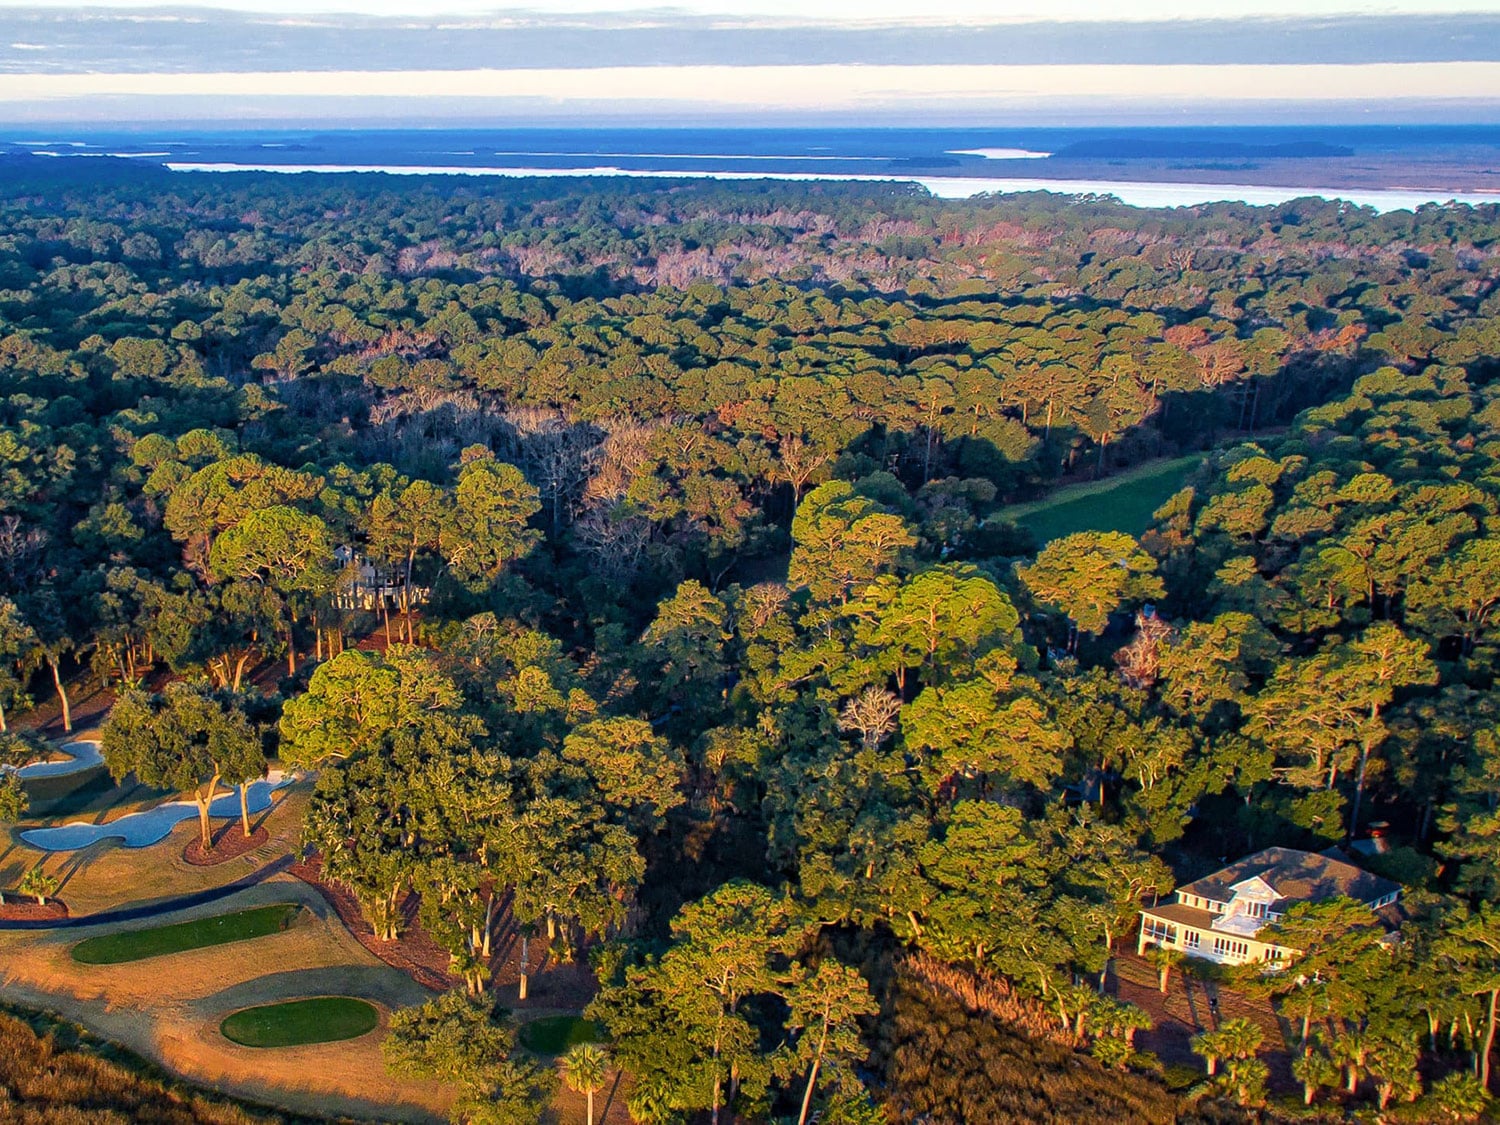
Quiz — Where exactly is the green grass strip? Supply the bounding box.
[220,997,379,1048]
[519,1015,604,1056]
[71,903,301,965]
[992,455,1202,546]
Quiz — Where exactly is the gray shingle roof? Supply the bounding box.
[1177,846,1400,908]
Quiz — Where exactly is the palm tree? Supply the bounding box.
[1149,944,1186,994]
[1219,1017,1265,1062]
[1191,1027,1229,1077]
[1194,1018,1262,1078]
[18,867,58,906]
[1331,1030,1371,1095]
[1291,1045,1340,1106]
[561,1042,609,1125]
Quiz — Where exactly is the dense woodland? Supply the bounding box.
[4,163,1500,1122]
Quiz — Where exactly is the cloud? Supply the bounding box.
[9,1,1500,19]
[9,62,1500,110]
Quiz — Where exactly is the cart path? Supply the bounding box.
[0,853,296,931]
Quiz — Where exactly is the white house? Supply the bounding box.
[1137,846,1401,967]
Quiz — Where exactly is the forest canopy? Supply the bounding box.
[4,164,1500,1123]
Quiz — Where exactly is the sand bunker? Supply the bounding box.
[12,740,105,780]
[20,772,295,851]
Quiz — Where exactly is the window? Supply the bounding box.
[1183,930,1200,950]
[1143,918,1177,945]
[1245,901,1267,918]
[1213,937,1249,960]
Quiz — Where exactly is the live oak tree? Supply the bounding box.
[0,596,38,732]
[441,451,544,586]
[1244,622,1435,835]
[788,480,916,606]
[208,504,334,675]
[848,563,1020,691]
[366,477,448,643]
[901,649,1071,797]
[1259,897,1392,1045]
[278,646,467,769]
[1015,531,1164,650]
[557,717,685,834]
[384,990,554,1125]
[100,685,265,850]
[1437,903,1500,1093]
[589,880,798,1125]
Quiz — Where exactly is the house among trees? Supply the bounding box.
[1137,847,1401,967]
[332,545,428,613]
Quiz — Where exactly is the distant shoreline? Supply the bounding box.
[159,162,1499,212]
[10,124,1499,210]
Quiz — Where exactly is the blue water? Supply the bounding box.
[8,125,1498,173]
[4,126,1497,211]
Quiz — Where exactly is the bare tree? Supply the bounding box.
[0,516,47,590]
[839,687,902,750]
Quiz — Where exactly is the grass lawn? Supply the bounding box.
[519,1015,604,1056]
[220,997,379,1048]
[993,455,1202,547]
[71,903,302,965]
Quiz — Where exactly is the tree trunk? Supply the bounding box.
[403,548,417,643]
[1349,725,1377,839]
[194,776,220,851]
[587,1087,595,1125]
[239,782,253,838]
[48,657,71,733]
[286,627,296,676]
[797,1022,828,1125]
[0,697,6,732]
[518,932,530,1000]
[1483,987,1498,1092]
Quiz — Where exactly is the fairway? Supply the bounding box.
[519,1015,604,1055]
[71,904,302,965]
[994,456,1201,547]
[220,997,379,1048]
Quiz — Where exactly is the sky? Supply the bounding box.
[6,0,1500,15]
[2,0,1499,123]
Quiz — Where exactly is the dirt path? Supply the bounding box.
[1112,949,1296,1092]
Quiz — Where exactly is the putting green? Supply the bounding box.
[220,997,379,1048]
[995,455,1202,546]
[519,1014,604,1056]
[71,904,302,965]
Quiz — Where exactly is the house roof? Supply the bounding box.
[1177,847,1399,908]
